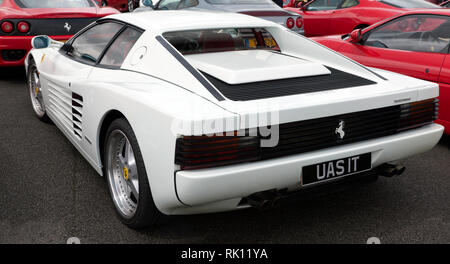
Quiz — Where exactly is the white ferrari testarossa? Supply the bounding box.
[26,11,443,229]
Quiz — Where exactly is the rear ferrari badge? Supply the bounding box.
[64,22,72,32]
[335,120,346,140]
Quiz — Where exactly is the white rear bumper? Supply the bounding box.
[174,124,443,211]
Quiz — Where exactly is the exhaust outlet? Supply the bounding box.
[247,191,281,210]
[377,163,406,177]
[395,165,406,176]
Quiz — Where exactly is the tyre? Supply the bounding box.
[27,59,51,123]
[127,0,137,12]
[104,118,160,229]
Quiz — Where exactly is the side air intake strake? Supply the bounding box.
[175,99,438,170]
[71,92,83,140]
[200,67,376,101]
[47,83,83,140]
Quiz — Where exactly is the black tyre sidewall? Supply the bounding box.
[104,118,160,229]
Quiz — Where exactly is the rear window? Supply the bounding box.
[162,28,280,55]
[14,0,94,8]
[377,0,440,8]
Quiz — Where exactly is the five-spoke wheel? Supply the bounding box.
[104,118,160,229]
[106,130,140,218]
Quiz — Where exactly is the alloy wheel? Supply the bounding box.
[106,130,140,219]
[29,66,46,117]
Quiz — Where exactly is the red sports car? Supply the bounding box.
[0,0,118,67]
[312,9,450,134]
[285,0,441,37]
[95,0,139,12]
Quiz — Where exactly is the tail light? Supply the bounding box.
[1,21,14,33]
[17,21,30,33]
[286,17,295,29]
[175,132,261,170]
[296,17,304,28]
[397,98,439,132]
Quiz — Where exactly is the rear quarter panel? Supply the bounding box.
[73,67,238,214]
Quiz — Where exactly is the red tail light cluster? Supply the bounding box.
[17,21,30,33]
[1,21,30,33]
[175,133,261,170]
[296,17,304,28]
[1,21,14,33]
[286,17,295,29]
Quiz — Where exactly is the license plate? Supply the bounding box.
[302,153,372,186]
[245,38,277,48]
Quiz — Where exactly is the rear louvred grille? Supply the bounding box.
[175,99,438,170]
[201,67,376,101]
[261,98,438,159]
[71,92,83,140]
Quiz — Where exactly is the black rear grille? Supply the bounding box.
[262,99,438,159]
[201,67,376,101]
[175,99,438,170]
[0,18,99,36]
[1,50,26,61]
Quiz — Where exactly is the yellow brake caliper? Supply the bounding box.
[123,167,129,181]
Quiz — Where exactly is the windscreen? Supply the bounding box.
[205,0,273,4]
[377,0,440,8]
[14,0,94,8]
[163,28,280,55]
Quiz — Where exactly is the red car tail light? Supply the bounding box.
[17,21,30,33]
[1,21,14,33]
[296,17,304,28]
[175,133,261,170]
[286,17,295,29]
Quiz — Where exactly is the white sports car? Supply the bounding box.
[26,11,443,229]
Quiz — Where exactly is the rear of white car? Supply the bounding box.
[26,11,443,227]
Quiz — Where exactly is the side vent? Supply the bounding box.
[72,92,83,140]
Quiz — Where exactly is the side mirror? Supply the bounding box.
[296,2,305,9]
[31,35,51,49]
[349,29,362,43]
[142,0,154,8]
